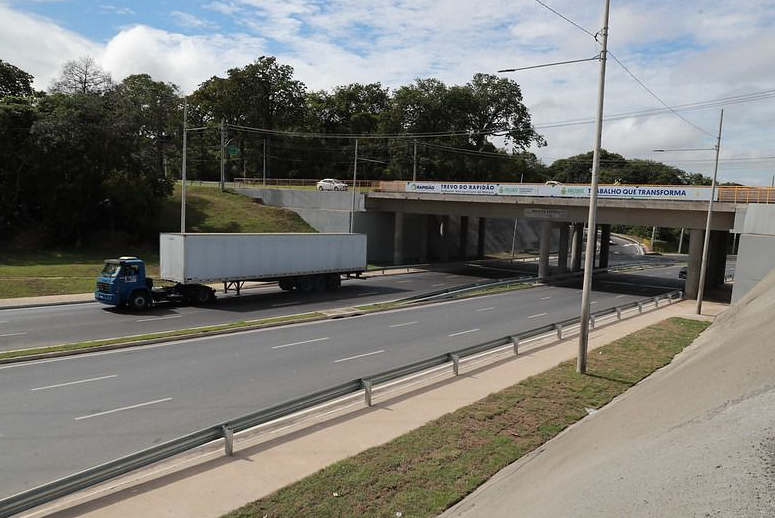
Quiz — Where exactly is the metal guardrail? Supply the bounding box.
[0,288,683,518]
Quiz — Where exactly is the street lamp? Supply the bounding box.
[654,108,724,315]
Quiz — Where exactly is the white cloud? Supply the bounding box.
[170,10,218,29]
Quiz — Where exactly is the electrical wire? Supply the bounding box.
[531,0,596,38]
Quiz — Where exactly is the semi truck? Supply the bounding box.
[94,233,367,310]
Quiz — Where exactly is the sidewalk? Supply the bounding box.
[22,299,726,518]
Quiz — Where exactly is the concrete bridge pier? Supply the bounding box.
[571,222,584,271]
[538,220,552,279]
[558,223,570,274]
[459,216,469,261]
[477,217,486,259]
[685,229,729,299]
[599,224,611,269]
[393,212,404,265]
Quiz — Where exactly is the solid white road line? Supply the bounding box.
[272,337,330,349]
[136,315,182,323]
[528,312,548,319]
[0,332,26,338]
[334,350,385,363]
[32,374,117,392]
[449,328,479,337]
[75,397,173,421]
[477,307,495,312]
[389,321,418,328]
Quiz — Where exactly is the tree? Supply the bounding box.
[50,56,113,95]
[0,59,34,98]
[547,150,628,183]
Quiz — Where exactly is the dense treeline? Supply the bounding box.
[0,56,709,248]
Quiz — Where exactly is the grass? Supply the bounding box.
[0,186,313,299]
[0,312,323,361]
[221,317,709,518]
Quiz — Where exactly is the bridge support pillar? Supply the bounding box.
[477,217,487,259]
[558,223,569,274]
[419,215,429,263]
[439,216,450,262]
[685,229,729,299]
[685,228,704,299]
[571,222,584,271]
[393,212,404,265]
[538,220,552,279]
[599,224,611,269]
[459,216,469,261]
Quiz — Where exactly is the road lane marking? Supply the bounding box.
[334,350,385,363]
[397,280,414,284]
[75,397,173,421]
[449,328,479,337]
[0,320,8,324]
[271,302,296,307]
[528,313,548,319]
[272,337,330,349]
[389,321,418,328]
[136,315,182,323]
[431,283,446,287]
[540,296,551,300]
[445,275,459,279]
[591,301,597,304]
[0,332,26,337]
[616,295,626,298]
[359,292,380,296]
[477,307,495,312]
[32,375,117,392]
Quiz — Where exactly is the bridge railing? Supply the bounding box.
[717,185,775,204]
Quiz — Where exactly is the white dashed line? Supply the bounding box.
[528,313,548,319]
[32,375,117,392]
[271,302,296,307]
[75,397,172,421]
[334,350,385,363]
[477,307,495,312]
[449,328,480,337]
[359,292,380,296]
[272,337,330,349]
[540,296,551,300]
[136,315,182,323]
[616,295,626,298]
[397,280,414,284]
[430,283,446,287]
[0,332,26,338]
[389,321,418,328]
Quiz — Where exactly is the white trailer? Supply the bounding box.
[160,232,367,294]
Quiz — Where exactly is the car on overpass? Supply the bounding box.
[317,178,348,191]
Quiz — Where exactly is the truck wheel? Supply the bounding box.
[129,290,150,311]
[192,288,212,305]
[278,279,294,291]
[297,276,314,292]
[325,274,341,290]
[313,275,327,291]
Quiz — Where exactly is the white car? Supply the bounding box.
[316,178,348,191]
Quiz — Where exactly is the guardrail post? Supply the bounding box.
[511,336,519,355]
[362,379,373,407]
[616,308,622,321]
[638,302,643,314]
[451,354,461,376]
[590,316,596,329]
[555,323,563,340]
[222,426,234,457]
[667,292,673,304]
[653,296,660,308]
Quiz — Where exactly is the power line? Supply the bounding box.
[531,0,596,38]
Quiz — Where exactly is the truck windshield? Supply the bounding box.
[100,263,121,277]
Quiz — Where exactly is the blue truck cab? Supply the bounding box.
[95,257,153,310]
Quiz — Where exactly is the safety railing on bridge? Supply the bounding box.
[0,289,684,518]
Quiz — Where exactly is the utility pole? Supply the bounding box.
[350,138,359,233]
[219,118,225,192]
[181,98,187,234]
[578,0,610,374]
[678,228,685,254]
[262,138,267,186]
[696,109,724,315]
[412,140,418,182]
[651,226,656,251]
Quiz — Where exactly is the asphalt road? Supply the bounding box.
[0,279,674,498]
[0,268,520,352]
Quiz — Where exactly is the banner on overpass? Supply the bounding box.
[405,182,717,201]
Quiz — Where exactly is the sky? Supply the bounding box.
[2,0,775,185]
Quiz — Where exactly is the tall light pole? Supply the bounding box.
[181,98,187,233]
[350,138,359,233]
[219,119,225,192]
[412,140,418,182]
[577,0,611,374]
[696,109,724,315]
